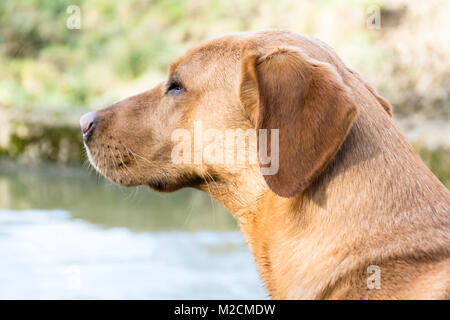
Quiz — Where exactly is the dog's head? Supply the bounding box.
[81,31,366,200]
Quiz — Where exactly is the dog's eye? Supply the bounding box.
[166,80,184,95]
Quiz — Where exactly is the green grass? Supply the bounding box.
[415,145,450,188]
[0,0,188,111]
[0,0,385,112]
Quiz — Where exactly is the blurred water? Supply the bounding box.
[0,162,266,299]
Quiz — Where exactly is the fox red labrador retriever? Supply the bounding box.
[80,30,450,299]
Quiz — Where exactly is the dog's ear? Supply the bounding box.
[239,48,358,198]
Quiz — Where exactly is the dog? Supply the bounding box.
[80,30,450,299]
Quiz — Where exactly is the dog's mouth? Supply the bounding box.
[148,180,168,192]
[84,137,143,187]
[147,173,208,193]
[85,137,209,192]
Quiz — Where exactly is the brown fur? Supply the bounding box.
[240,47,358,197]
[82,30,450,299]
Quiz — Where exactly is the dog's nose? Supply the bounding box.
[80,111,97,139]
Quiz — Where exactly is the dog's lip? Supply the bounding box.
[83,143,98,169]
[148,180,167,191]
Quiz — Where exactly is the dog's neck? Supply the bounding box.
[202,107,450,299]
[203,105,398,224]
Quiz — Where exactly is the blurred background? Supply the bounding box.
[0,0,449,299]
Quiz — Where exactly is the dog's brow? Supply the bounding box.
[168,60,182,78]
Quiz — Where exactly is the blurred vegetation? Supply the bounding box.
[415,145,450,188]
[0,0,448,118]
[0,0,186,111]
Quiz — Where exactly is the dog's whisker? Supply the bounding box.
[118,153,137,184]
[107,147,123,182]
[116,148,134,176]
[121,141,152,166]
[119,141,140,166]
